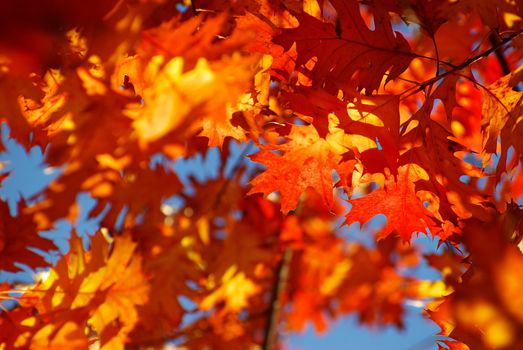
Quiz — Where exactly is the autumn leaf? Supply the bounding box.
[427,213,523,350]
[481,73,523,175]
[249,124,342,213]
[0,306,90,350]
[455,0,523,29]
[0,73,43,149]
[18,232,150,350]
[274,0,412,95]
[127,56,210,143]
[286,235,426,332]
[200,265,261,313]
[346,170,438,240]
[0,201,56,272]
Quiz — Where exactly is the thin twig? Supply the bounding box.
[430,34,441,75]
[191,0,197,15]
[489,32,512,76]
[398,29,523,99]
[418,30,523,90]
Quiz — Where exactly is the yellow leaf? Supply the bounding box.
[201,266,260,312]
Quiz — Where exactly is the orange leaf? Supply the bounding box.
[249,124,341,213]
[346,171,437,240]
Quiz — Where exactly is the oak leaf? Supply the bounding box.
[346,170,437,240]
[274,0,412,94]
[249,124,342,213]
[455,0,523,29]
[427,213,523,350]
[481,73,523,175]
[23,233,150,350]
[0,201,56,272]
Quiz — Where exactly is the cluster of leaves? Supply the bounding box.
[1,0,523,349]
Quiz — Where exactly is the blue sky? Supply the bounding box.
[287,310,439,350]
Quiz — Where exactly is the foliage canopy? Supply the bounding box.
[1,0,523,349]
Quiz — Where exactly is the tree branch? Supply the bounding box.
[399,29,523,100]
[263,248,293,350]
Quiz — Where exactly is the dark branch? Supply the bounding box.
[489,32,512,76]
[263,248,293,350]
[400,29,523,98]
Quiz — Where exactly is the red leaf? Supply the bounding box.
[275,0,412,95]
[249,124,341,214]
[346,171,437,240]
[0,201,56,272]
